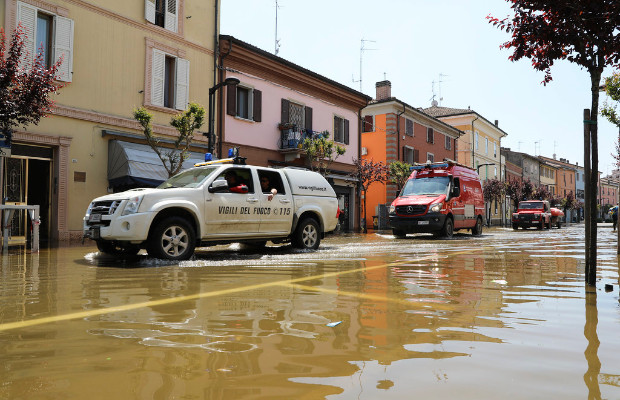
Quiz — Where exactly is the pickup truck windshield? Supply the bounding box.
[518,202,543,210]
[401,176,450,196]
[158,167,217,189]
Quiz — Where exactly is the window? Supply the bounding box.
[485,138,489,154]
[363,115,374,132]
[227,84,261,122]
[426,127,434,144]
[280,99,311,130]
[494,143,497,158]
[334,116,349,144]
[145,0,178,33]
[403,147,414,164]
[427,153,434,163]
[445,135,451,150]
[494,166,497,177]
[16,1,74,82]
[151,49,189,110]
[405,119,414,136]
[475,132,479,150]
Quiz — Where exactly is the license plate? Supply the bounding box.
[89,213,102,223]
[418,220,429,225]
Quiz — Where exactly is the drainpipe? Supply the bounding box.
[471,115,479,169]
[396,103,406,161]
[217,37,233,158]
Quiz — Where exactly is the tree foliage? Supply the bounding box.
[601,72,620,167]
[0,25,64,144]
[302,134,345,177]
[388,160,412,192]
[350,158,389,231]
[482,178,505,203]
[134,102,205,178]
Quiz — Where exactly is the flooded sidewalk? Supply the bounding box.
[1,224,619,399]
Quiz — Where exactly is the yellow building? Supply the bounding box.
[1,0,218,243]
[539,161,558,196]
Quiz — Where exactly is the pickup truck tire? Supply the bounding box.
[557,220,562,229]
[537,221,543,230]
[96,240,140,257]
[472,217,483,236]
[147,217,196,261]
[441,217,454,239]
[512,223,519,230]
[293,218,320,250]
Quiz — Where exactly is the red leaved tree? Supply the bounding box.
[350,158,389,232]
[0,25,64,150]
[488,1,620,285]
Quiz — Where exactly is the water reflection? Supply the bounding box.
[0,227,619,399]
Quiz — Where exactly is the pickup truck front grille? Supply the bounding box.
[518,214,538,221]
[86,200,121,227]
[396,205,427,215]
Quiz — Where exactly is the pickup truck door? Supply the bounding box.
[256,169,294,235]
[203,167,261,236]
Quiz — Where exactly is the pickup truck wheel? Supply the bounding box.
[557,220,562,229]
[96,240,140,257]
[147,217,196,261]
[293,218,320,250]
[472,217,483,236]
[537,221,543,230]
[512,223,519,230]
[441,217,454,239]
[392,229,406,238]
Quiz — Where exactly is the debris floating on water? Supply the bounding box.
[326,321,342,327]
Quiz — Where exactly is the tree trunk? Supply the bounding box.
[586,68,602,286]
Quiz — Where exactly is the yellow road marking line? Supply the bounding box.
[0,249,476,332]
[281,283,453,310]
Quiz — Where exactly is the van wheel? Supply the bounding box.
[392,229,406,238]
[96,240,140,257]
[472,217,483,236]
[293,218,320,250]
[441,217,454,239]
[147,217,196,261]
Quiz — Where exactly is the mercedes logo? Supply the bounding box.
[407,206,413,213]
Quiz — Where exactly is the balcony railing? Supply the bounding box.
[278,124,330,150]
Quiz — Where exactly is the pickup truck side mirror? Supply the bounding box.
[452,187,460,198]
[208,179,229,193]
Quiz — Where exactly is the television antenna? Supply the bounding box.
[352,38,376,93]
[430,73,448,106]
[274,0,282,55]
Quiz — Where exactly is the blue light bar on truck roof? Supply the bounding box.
[410,163,449,171]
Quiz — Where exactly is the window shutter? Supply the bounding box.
[53,16,74,82]
[344,118,349,145]
[174,57,189,110]
[226,84,236,116]
[414,149,420,163]
[165,0,178,33]
[304,106,313,131]
[252,89,262,122]
[364,115,373,132]
[145,0,156,23]
[281,99,290,123]
[16,1,37,71]
[402,147,405,162]
[151,49,165,107]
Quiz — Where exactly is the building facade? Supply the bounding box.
[1,0,218,243]
[360,81,462,230]
[218,35,370,231]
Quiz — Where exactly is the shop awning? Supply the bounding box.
[107,140,206,188]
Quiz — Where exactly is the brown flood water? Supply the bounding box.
[1,224,619,399]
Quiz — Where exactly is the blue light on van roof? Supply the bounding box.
[205,153,213,161]
[410,163,449,171]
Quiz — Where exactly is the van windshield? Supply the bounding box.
[158,167,217,189]
[401,176,450,196]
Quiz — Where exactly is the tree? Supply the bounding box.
[601,72,620,167]
[302,133,345,177]
[505,178,535,209]
[350,158,389,232]
[532,184,551,201]
[488,1,620,285]
[388,160,412,194]
[133,102,205,178]
[483,178,506,226]
[0,25,64,152]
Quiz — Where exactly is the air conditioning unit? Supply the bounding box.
[361,147,368,155]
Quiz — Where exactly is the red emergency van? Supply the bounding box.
[388,160,485,238]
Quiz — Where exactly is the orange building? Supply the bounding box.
[361,81,462,229]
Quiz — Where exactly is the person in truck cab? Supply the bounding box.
[260,174,278,201]
[224,170,248,194]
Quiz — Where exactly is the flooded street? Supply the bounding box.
[1,224,620,399]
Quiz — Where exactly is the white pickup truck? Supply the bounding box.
[83,161,339,260]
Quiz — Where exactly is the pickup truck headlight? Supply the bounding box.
[430,202,443,213]
[389,205,396,214]
[122,196,143,216]
[84,202,93,220]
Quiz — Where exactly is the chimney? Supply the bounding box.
[375,80,391,100]
[495,120,499,126]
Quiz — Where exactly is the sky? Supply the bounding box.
[221,0,619,175]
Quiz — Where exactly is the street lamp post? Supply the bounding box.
[205,77,240,155]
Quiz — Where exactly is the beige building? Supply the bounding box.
[1,0,218,243]
[539,160,558,196]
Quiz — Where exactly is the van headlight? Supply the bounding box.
[430,202,443,213]
[389,205,396,214]
[122,196,143,215]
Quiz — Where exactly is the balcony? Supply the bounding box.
[278,124,329,162]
